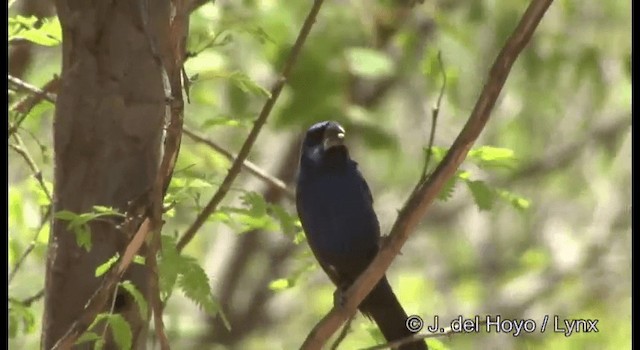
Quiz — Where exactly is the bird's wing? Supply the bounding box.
[352,161,374,205]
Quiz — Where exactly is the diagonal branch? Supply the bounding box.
[8,74,57,103]
[182,128,294,199]
[300,0,555,348]
[176,0,326,252]
[8,76,59,137]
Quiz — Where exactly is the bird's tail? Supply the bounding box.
[359,276,427,350]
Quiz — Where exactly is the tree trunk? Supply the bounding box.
[42,1,172,348]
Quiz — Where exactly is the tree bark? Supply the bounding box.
[42,1,171,348]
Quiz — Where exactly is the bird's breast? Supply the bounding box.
[297,171,379,258]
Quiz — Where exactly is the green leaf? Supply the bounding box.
[158,236,229,328]
[159,236,182,298]
[75,331,101,345]
[468,146,517,169]
[120,281,149,320]
[107,314,132,350]
[269,204,300,237]
[438,176,457,201]
[465,180,495,211]
[9,16,62,46]
[426,146,448,164]
[345,47,395,79]
[54,210,79,221]
[55,207,125,252]
[269,278,291,291]
[177,256,217,315]
[95,253,120,277]
[92,206,125,217]
[497,189,531,211]
[229,71,271,98]
[75,224,92,251]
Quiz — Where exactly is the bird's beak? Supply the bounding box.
[323,125,346,150]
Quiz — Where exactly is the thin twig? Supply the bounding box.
[176,0,326,252]
[300,1,554,348]
[329,315,355,350]
[8,74,57,103]
[182,128,295,200]
[8,133,53,283]
[420,51,446,181]
[21,289,45,307]
[8,76,59,137]
[9,135,52,201]
[9,205,51,283]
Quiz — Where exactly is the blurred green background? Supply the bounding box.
[8,0,630,349]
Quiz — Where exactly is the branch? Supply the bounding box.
[300,0,554,348]
[7,74,57,103]
[21,289,45,307]
[183,128,295,200]
[8,205,51,283]
[329,315,355,350]
[420,50,446,182]
[8,76,59,136]
[176,0,326,252]
[8,132,53,283]
[8,134,52,201]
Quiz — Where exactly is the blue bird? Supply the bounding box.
[296,121,427,350]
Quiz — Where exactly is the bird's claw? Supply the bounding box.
[333,287,347,308]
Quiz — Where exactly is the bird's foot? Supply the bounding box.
[333,286,348,308]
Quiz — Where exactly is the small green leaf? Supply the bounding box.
[269,278,291,291]
[9,16,61,46]
[468,146,517,169]
[75,331,101,345]
[76,224,92,251]
[54,210,79,221]
[107,314,132,350]
[497,189,531,211]
[426,146,447,164]
[346,47,395,79]
[438,175,458,201]
[120,281,149,320]
[293,230,306,245]
[95,253,120,277]
[465,180,495,211]
[228,71,270,97]
[92,206,125,217]
[133,255,146,265]
[269,204,299,237]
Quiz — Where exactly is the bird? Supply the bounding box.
[296,121,427,350]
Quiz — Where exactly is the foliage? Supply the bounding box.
[8,0,630,349]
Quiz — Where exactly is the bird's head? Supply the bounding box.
[300,121,349,169]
